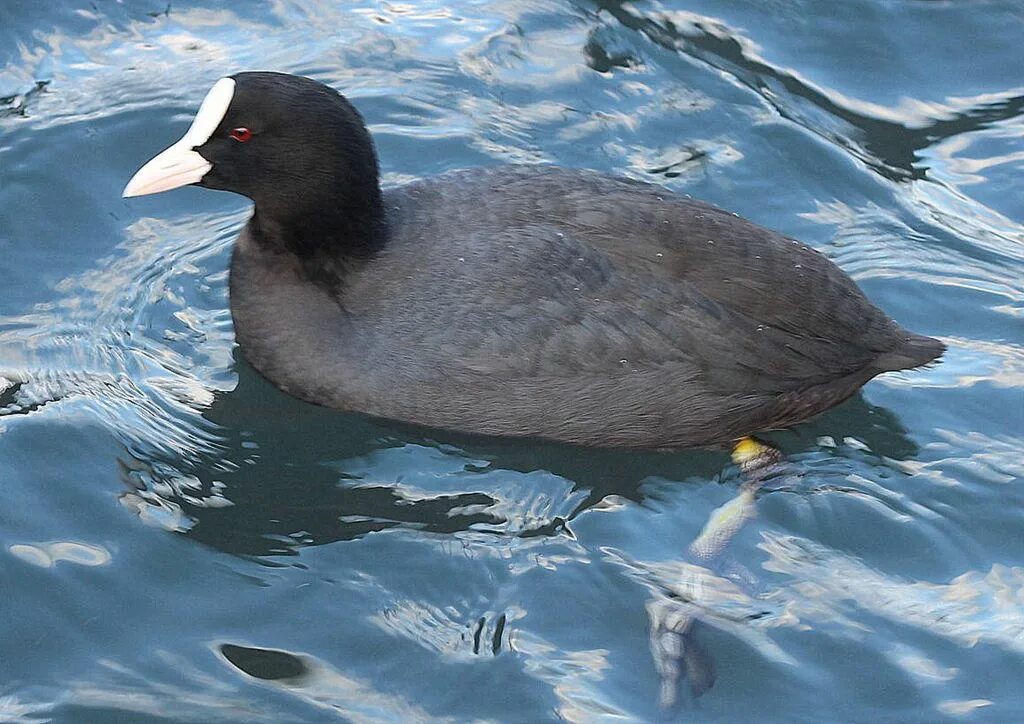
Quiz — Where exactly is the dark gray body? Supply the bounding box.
[230,166,942,448]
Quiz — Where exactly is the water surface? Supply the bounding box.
[1,1,1022,721]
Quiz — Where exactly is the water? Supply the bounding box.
[1,1,1022,721]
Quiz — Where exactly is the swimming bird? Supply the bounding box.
[123,72,944,448]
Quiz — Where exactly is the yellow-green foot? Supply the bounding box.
[731,436,783,476]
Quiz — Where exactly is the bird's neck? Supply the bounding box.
[248,191,387,289]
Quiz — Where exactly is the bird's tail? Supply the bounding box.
[872,331,946,373]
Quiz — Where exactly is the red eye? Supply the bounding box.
[229,127,252,142]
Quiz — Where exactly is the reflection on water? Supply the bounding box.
[1,0,1022,721]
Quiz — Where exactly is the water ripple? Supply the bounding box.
[0,207,243,466]
[1,0,1021,720]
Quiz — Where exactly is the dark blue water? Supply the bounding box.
[1,1,1022,721]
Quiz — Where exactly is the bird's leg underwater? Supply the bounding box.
[649,436,783,708]
[689,437,782,561]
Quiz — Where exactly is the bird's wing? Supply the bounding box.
[359,218,888,395]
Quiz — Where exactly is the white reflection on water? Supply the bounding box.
[514,630,625,722]
[761,532,1024,655]
[8,541,111,568]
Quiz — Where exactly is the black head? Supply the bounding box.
[199,73,381,219]
[124,72,384,256]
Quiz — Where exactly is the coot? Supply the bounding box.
[123,72,944,448]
